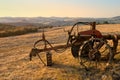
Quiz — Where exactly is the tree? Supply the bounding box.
[103,21,109,24]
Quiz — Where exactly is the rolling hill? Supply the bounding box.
[0,16,120,27]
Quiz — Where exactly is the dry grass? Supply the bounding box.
[0,24,120,80]
[0,25,38,37]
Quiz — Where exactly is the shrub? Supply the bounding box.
[0,26,38,37]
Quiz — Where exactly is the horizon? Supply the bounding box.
[0,15,119,18]
[0,0,120,18]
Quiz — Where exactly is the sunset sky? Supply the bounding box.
[0,0,120,18]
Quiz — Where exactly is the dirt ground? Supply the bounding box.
[0,24,120,80]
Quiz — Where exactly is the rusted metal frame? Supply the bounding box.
[102,34,120,39]
[31,22,120,58]
[100,34,120,58]
[33,44,71,53]
[90,22,96,30]
[33,34,120,53]
[112,35,118,56]
[36,22,120,55]
[32,30,55,66]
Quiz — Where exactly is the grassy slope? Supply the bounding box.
[0,24,120,80]
[0,23,38,37]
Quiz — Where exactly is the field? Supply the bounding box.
[0,24,120,80]
[0,23,39,37]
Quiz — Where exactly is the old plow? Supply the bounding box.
[29,22,120,70]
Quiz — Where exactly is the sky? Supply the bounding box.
[0,0,120,18]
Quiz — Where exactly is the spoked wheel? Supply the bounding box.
[30,39,49,66]
[79,38,113,70]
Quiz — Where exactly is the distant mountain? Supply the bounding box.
[0,16,120,27]
[112,16,120,19]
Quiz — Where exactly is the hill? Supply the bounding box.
[0,24,120,80]
[0,16,120,27]
[0,23,38,37]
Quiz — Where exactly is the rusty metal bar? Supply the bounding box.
[77,34,120,40]
[90,22,96,30]
[102,34,120,39]
[35,44,72,53]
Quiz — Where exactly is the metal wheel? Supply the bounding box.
[67,22,91,45]
[68,22,91,58]
[71,44,81,58]
[29,39,48,66]
[79,38,113,70]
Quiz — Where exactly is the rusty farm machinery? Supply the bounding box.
[29,22,120,70]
